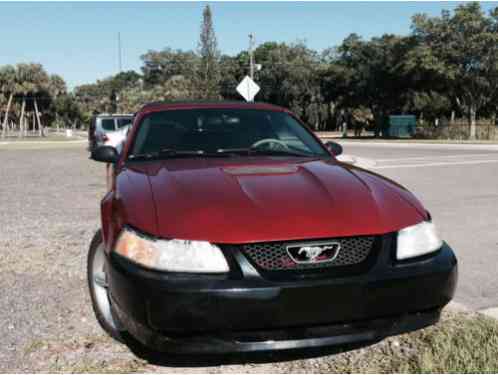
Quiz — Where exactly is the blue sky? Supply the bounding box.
[0,1,496,89]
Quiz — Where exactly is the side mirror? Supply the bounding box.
[91,145,119,163]
[325,141,343,156]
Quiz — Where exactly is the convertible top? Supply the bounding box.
[139,100,289,114]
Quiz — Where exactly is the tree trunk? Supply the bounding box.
[469,104,477,140]
[342,117,348,138]
[450,110,455,124]
[1,93,13,138]
[373,109,383,138]
[34,98,44,137]
[19,99,26,138]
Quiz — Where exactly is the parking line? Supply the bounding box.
[336,141,498,151]
[375,153,498,162]
[374,159,498,169]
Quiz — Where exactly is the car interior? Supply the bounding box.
[131,109,325,156]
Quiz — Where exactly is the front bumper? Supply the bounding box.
[106,237,457,354]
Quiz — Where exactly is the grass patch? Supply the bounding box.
[23,339,46,356]
[400,312,498,373]
[271,311,498,373]
[330,312,498,373]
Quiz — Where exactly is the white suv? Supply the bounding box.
[88,114,133,151]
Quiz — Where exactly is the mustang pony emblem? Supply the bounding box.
[286,242,341,264]
[298,246,335,261]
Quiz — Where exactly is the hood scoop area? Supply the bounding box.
[223,165,299,176]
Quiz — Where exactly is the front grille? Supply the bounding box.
[242,236,375,271]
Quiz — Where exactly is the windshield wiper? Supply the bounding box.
[128,148,229,161]
[159,148,206,157]
[127,152,160,161]
[216,147,320,158]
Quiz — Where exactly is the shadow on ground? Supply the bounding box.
[120,333,380,367]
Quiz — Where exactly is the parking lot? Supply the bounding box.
[1,140,497,371]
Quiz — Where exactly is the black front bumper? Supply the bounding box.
[106,237,457,354]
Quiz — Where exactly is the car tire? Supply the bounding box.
[87,230,124,342]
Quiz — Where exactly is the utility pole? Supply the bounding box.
[248,33,255,80]
[116,32,122,114]
[118,32,122,73]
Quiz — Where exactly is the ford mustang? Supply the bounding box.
[88,101,457,355]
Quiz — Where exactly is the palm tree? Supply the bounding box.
[15,63,50,137]
[49,74,67,133]
[15,64,32,137]
[0,65,16,138]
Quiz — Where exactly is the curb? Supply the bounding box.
[478,307,498,320]
[336,154,377,169]
[447,301,472,313]
[446,301,498,322]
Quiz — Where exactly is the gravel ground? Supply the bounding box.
[0,145,106,372]
[0,144,457,373]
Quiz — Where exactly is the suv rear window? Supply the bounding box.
[117,118,132,128]
[101,119,115,131]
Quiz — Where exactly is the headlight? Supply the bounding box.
[114,228,229,273]
[396,221,443,260]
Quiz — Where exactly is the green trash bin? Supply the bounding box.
[388,115,416,138]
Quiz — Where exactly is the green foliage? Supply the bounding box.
[197,5,221,99]
[412,2,498,132]
[73,70,142,116]
[3,2,498,136]
[0,63,83,133]
[120,76,196,113]
[62,1,498,134]
[141,48,198,87]
[0,65,17,95]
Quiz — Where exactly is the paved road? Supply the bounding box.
[337,141,498,311]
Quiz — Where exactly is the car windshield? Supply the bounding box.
[129,108,328,159]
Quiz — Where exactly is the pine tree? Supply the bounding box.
[197,5,220,99]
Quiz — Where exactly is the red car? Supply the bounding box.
[88,101,457,355]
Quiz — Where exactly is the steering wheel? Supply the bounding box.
[251,138,290,151]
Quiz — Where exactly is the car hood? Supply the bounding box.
[118,157,427,244]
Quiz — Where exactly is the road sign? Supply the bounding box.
[236,75,260,102]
